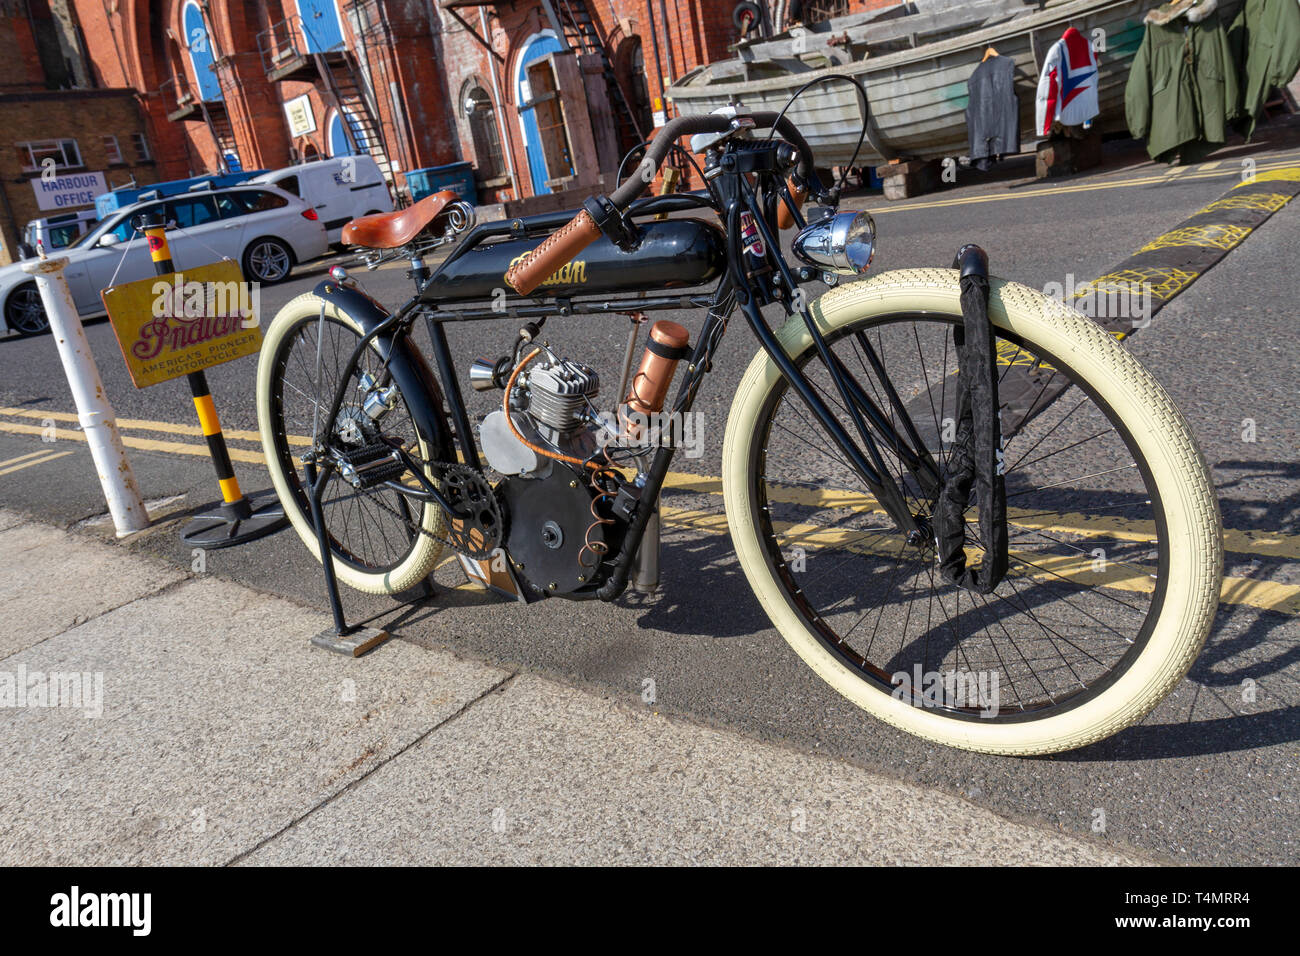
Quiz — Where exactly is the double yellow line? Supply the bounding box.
[1,404,1295,615]
[0,447,74,476]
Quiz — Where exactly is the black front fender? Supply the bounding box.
[313,279,454,465]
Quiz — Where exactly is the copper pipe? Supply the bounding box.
[623,320,689,439]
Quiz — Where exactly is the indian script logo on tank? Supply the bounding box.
[505,255,588,287]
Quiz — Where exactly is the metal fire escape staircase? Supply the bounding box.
[313,47,398,190]
[208,62,248,173]
[554,0,645,151]
[257,12,399,202]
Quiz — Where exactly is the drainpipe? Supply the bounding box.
[657,0,676,83]
[481,6,518,199]
[645,0,667,123]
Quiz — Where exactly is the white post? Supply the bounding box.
[20,255,150,536]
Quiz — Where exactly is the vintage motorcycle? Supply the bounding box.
[255,98,1222,755]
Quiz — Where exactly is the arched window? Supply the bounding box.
[623,39,654,138]
[183,1,222,102]
[462,83,505,181]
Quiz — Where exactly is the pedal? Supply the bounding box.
[337,442,409,488]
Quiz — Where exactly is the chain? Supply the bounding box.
[314,455,504,560]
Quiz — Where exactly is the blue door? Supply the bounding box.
[297,0,345,53]
[516,32,565,195]
[183,2,222,102]
[327,111,350,157]
[327,109,367,157]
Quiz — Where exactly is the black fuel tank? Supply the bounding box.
[421,217,726,303]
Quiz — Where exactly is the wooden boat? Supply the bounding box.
[667,0,1199,167]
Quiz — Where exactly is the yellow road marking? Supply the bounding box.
[0,449,60,468]
[2,409,1295,563]
[660,506,1300,616]
[862,160,1300,215]
[0,406,301,447]
[0,449,73,476]
[0,420,266,464]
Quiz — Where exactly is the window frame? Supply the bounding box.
[16,139,84,174]
[131,133,153,163]
[462,82,506,182]
[102,135,124,165]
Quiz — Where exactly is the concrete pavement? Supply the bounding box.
[0,510,1144,865]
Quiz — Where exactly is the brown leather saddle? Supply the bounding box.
[341,189,461,249]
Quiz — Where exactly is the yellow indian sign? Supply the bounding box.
[102,260,261,388]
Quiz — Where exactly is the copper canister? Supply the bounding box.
[623,320,689,439]
[776,176,808,230]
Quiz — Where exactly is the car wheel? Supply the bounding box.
[5,283,50,336]
[242,237,295,284]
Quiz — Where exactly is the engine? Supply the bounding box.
[470,319,686,600]
[478,355,605,476]
[476,353,616,597]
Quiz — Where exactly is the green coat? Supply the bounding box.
[1125,9,1241,162]
[1230,0,1300,138]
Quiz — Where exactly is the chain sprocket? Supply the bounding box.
[435,463,506,560]
[326,452,505,561]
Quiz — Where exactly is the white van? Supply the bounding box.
[19,209,101,258]
[251,156,392,243]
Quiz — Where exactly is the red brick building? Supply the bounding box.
[0,2,157,264]
[58,1,750,208]
[61,1,895,210]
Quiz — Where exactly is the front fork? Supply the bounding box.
[727,186,939,537]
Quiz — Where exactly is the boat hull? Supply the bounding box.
[667,0,1167,168]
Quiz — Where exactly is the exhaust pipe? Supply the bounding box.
[632,507,660,594]
[470,356,512,392]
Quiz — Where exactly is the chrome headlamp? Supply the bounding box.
[791,211,876,276]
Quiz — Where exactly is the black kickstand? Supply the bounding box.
[305,459,390,657]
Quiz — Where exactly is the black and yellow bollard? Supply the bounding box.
[142,211,287,548]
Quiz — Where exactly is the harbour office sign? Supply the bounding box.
[31,171,107,211]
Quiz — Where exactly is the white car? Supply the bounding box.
[251,156,393,244]
[0,183,329,336]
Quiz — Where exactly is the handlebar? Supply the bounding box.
[504,112,816,296]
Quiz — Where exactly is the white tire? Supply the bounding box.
[256,292,446,595]
[723,269,1222,755]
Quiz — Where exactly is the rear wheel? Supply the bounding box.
[723,269,1222,755]
[6,283,49,336]
[256,292,447,594]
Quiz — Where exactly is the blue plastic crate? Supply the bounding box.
[404,162,476,205]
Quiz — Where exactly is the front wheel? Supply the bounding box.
[723,269,1222,755]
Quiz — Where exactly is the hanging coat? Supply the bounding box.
[1035,26,1101,135]
[1229,0,1300,138]
[967,54,1020,166]
[1125,4,1241,162]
